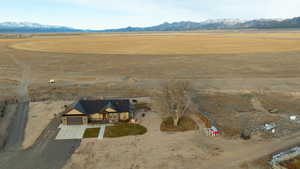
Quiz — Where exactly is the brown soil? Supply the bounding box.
[256,92,300,115]
[63,112,300,169]
[22,101,72,149]
[3,32,300,102]
[1,32,300,168]
[280,155,300,169]
[10,32,300,55]
[160,116,199,132]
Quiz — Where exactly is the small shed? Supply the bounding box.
[206,126,220,136]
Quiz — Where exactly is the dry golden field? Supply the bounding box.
[2,31,300,100]
[10,32,300,55]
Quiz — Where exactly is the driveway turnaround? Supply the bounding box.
[56,124,105,140]
[0,116,81,169]
[56,125,86,140]
[98,125,106,140]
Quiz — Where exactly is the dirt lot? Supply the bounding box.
[62,111,300,169]
[63,112,222,169]
[22,101,72,149]
[2,31,300,101]
[1,31,300,169]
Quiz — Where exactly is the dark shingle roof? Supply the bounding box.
[73,99,130,115]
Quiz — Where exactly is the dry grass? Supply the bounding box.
[198,113,212,128]
[63,111,300,169]
[10,32,300,55]
[256,92,300,115]
[280,156,300,169]
[196,93,255,137]
[4,32,300,103]
[160,116,199,132]
[22,101,72,149]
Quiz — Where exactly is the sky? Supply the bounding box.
[1,0,300,29]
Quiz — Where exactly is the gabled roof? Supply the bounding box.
[71,99,131,115]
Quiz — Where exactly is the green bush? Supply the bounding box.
[160,116,199,132]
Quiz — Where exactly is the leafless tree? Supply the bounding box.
[155,80,193,126]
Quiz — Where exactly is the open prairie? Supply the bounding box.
[2,31,300,100]
[10,32,300,55]
[2,31,300,169]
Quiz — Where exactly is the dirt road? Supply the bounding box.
[3,102,29,151]
[3,49,30,151]
[0,117,80,169]
[189,113,300,169]
[0,45,80,169]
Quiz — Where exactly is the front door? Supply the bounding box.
[103,113,108,120]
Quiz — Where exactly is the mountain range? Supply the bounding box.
[1,17,300,33]
[0,22,84,33]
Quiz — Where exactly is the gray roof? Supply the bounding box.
[73,99,131,115]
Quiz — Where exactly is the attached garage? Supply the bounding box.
[61,116,88,125]
[67,116,83,125]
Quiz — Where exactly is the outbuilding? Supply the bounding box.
[207,126,220,136]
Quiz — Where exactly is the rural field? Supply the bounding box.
[1,30,300,169]
[10,31,300,55]
[2,31,300,100]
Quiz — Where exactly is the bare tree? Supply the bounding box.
[155,80,193,126]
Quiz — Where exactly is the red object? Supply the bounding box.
[209,128,220,135]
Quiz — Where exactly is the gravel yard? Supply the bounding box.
[22,101,72,149]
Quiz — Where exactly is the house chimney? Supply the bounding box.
[64,105,68,111]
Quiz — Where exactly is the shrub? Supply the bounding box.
[280,156,300,169]
[160,116,198,132]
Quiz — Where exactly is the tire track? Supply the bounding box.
[4,52,30,151]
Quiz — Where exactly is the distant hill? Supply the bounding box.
[0,22,84,33]
[102,17,300,32]
[1,17,300,33]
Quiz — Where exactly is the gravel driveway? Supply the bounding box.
[0,45,81,169]
[0,117,80,169]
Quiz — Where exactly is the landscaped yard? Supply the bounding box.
[160,116,198,132]
[83,128,100,138]
[104,123,147,137]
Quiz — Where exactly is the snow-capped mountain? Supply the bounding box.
[102,17,300,32]
[1,16,300,33]
[1,22,57,28]
[0,22,83,33]
[201,18,248,25]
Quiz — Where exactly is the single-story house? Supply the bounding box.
[61,99,133,125]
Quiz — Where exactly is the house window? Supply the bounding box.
[108,113,119,120]
[120,112,129,120]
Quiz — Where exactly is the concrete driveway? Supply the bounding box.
[56,124,105,140]
[56,125,86,140]
[0,116,81,169]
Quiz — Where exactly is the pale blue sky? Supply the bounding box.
[1,0,300,29]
